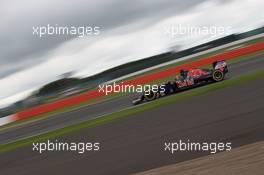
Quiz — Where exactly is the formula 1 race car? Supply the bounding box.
[132,60,228,105]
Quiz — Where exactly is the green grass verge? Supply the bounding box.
[1,68,264,153]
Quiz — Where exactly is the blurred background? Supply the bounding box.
[1,0,264,117]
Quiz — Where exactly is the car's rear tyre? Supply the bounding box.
[144,90,158,101]
[212,70,224,82]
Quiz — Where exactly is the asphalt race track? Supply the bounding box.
[0,54,264,175]
[0,54,264,144]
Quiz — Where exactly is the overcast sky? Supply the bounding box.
[0,0,264,108]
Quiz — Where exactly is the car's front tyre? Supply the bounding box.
[144,90,158,101]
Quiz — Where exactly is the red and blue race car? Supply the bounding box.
[132,60,228,105]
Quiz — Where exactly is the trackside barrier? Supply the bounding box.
[1,41,264,126]
[0,115,16,126]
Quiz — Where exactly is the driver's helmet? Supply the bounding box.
[180,69,188,78]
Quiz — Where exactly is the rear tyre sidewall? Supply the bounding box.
[213,70,224,82]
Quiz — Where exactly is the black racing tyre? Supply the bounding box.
[212,70,224,82]
[144,90,157,101]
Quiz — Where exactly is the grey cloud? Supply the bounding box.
[0,0,207,79]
